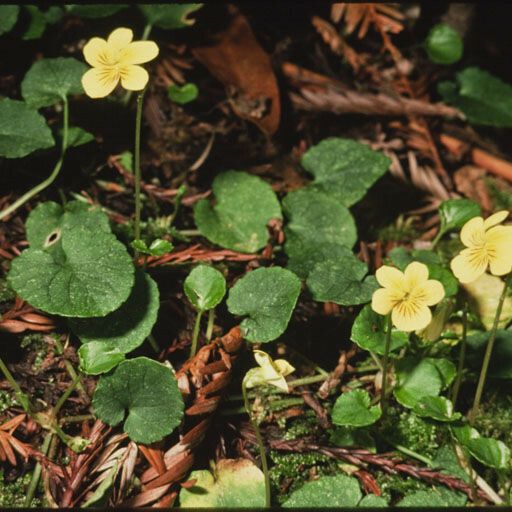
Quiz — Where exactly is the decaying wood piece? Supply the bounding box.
[123,326,244,507]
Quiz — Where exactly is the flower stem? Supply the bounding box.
[190,310,203,358]
[380,315,393,416]
[0,357,31,413]
[205,309,215,341]
[469,274,510,424]
[287,373,328,388]
[24,433,52,507]
[451,300,468,407]
[133,91,145,252]
[0,97,69,222]
[242,383,271,508]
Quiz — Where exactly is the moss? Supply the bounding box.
[474,392,512,447]
[377,215,419,243]
[375,472,432,504]
[269,451,339,506]
[380,407,445,458]
[0,471,42,508]
[0,278,16,303]
[20,333,49,370]
[0,390,19,414]
[281,412,319,441]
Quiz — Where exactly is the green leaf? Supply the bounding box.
[119,150,133,172]
[413,396,461,422]
[397,487,466,507]
[227,267,301,343]
[92,357,184,444]
[330,426,376,452]
[8,201,134,317]
[332,389,381,427]
[168,83,199,104]
[425,23,463,64]
[22,6,62,40]
[70,270,160,374]
[66,126,94,147]
[394,357,455,408]
[433,445,470,483]
[139,4,203,29]
[358,495,388,507]
[66,4,128,18]
[194,171,282,253]
[21,57,86,108]
[179,459,265,508]
[439,67,512,127]
[283,188,357,278]
[438,198,481,238]
[307,255,378,305]
[301,138,390,207]
[351,304,409,355]
[466,330,512,379]
[283,474,362,508]
[0,5,19,35]
[81,460,118,507]
[465,437,510,469]
[184,265,226,312]
[0,98,54,158]
[131,238,173,256]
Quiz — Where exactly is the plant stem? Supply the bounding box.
[190,310,203,358]
[431,230,443,249]
[380,315,393,416]
[451,301,468,407]
[24,433,52,507]
[53,375,80,418]
[206,309,215,341]
[53,336,86,395]
[242,383,271,508]
[287,373,328,388]
[0,97,69,222]
[469,274,510,424]
[147,334,160,353]
[133,91,145,252]
[0,357,31,413]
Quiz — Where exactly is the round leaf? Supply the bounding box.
[0,5,19,35]
[179,459,265,508]
[0,99,54,158]
[21,57,87,108]
[425,24,463,65]
[168,83,198,104]
[184,265,226,312]
[227,267,301,343]
[8,202,134,317]
[307,255,378,305]
[70,270,160,374]
[301,138,390,207]
[139,4,203,29]
[359,495,388,507]
[351,305,409,355]
[413,396,461,422]
[194,171,282,253]
[92,357,184,444]
[283,188,357,278]
[332,389,381,427]
[283,474,362,508]
[398,488,466,507]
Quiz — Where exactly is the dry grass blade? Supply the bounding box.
[0,414,31,465]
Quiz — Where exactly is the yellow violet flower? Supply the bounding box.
[81,27,159,98]
[371,262,445,332]
[450,210,512,284]
[243,350,295,392]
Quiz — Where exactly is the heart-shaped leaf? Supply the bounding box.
[332,389,381,427]
[8,201,134,317]
[425,24,463,65]
[394,357,456,408]
[92,357,184,444]
[438,198,481,238]
[413,396,461,422]
[0,99,55,158]
[351,305,409,355]
[301,137,390,207]
[283,474,362,508]
[179,459,265,508]
[184,265,226,312]
[307,255,378,305]
[359,495,388,507]
[227,267,301,343]
[23,6,62,41]
[0,5,19,35]
[194,170,282,253]
[66,126,94,147]
[397,488,466,507]
[139,4,203,29]
[21,57,87,108]
[283,188,357,278]
[70,270,160,374]
[168,83,198,104]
